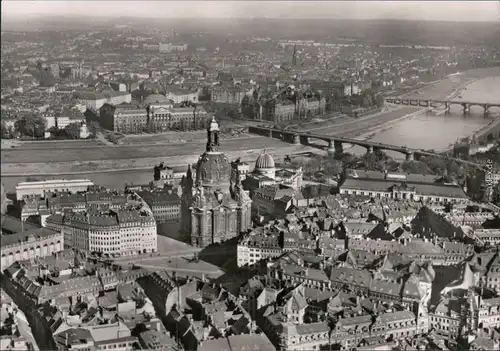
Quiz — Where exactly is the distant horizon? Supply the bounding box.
[2,1,500,23]
[2,15,500,24]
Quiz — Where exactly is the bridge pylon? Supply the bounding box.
[463,103,470,114]
[299,135,309,145]
[327,140,337,156]
[483,105,490,115]
[334,141,343,156]
[405,152,414,161]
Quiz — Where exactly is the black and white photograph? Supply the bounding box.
[1,1,500,350]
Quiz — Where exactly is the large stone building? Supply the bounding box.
[181,117,252,247]
[39,190,158,256]
[229,152,304,219]
[240,151,304,194]
[1,228,64,268]
[339,169,468,203]
[99,103,148,133]
[99,95,209,133]
[46,207,157,256]
[166,88,199,104]
[16,179,94,201]
[77,91,132,113]
[211,84,248,104]
[260,99,296,123]
[21,188,128,222]
[258,88,327,123]
[138,188,181,223]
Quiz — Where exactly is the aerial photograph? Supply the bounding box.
[1,0,500,350]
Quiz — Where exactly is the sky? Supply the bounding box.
[2,1,500,22]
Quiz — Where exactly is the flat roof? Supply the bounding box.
[16,179,93,188]
[341,177,467,198]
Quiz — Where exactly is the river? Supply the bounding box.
[348,74,500,159]
[2,69,500,191]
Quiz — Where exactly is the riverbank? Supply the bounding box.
[474,117,500,140]
[341,108,430,153]
[359,72,499,155]
[353,108,429,141]
[0,106,428,179]
[1,144,315,177]
[2,67,499,190]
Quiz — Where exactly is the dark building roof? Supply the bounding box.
[1,227,59,248]
[254,184,295,200]
[1,215,41,235]
[138,190,180,207]
[412,206,465,239]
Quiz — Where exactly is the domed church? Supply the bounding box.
[181,117,252,248]
[238,150,304,195]
[254,151,276,179]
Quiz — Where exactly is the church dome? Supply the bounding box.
[196,152,231,188]
[255,152,275,170]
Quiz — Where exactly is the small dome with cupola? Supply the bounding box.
[254,150,276,179]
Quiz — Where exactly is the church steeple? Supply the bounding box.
[182,164,193,193]
[206,117,220,153]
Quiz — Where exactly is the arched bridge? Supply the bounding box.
[385,97,500,114]
[248,125,487,169]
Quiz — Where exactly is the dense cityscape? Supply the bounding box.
[1,2,500,351]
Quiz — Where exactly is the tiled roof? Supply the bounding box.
[344,222,378,236]
[330,267,372,287]
[379,310,415,324]
[36,276,101,300]
[1,215,40,234]
[369,279,402,296]
[338,314,372,327]
[1,227,59,248]
[294,321,330,335]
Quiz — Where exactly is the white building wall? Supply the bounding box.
[237,245,251,267]
[56,116,71,129]
[16,179,94,200]
[166,92,198,104]
[339,187,467,203]
[44,116,57,129]
[83,93,132,112]
[142,223,158,253]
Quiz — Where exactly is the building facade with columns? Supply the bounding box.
[1,228,64,268]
